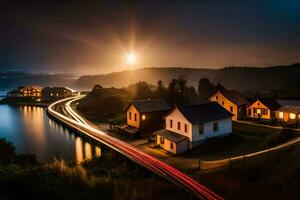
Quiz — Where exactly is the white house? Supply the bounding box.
[154,102,233,154]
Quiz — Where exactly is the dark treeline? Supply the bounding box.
[129,77,226,106]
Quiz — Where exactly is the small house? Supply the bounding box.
[42,87,73,99]
[154,102,232,154]
[117,99,171,138]
[275,100,300,123]
[209,90,248,120]
[247,99,281,120]
[7,86,43,97]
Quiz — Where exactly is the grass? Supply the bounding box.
[192,144,300,200]
[181,122,299,160]
[0,139,190,200]
[76,86,132,123]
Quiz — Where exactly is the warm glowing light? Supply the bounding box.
[127,53,137,64]
[289,113,296,119]
[142,114,146,120]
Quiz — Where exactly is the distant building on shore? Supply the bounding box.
[154,102,233,154]
[117,99,171,138]
[209,90,248,120]
[42,87,73,99]
[247,98,300,123]
[7,85,43,97]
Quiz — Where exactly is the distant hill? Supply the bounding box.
[0,71,77,91]
[76,85,132,122]
[74,64,300,92]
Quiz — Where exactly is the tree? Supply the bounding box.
[197,78,215,101]
[167,77,190,106]
[154,80,167,99]
[215,82,226,91]
[134,81,155,99]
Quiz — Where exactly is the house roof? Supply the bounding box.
[277,106,300,114]
[176,102,232,124]
[125,99,170,113]
[250,99,281,110]
[154,129,188,143]
[218,90,248,106]
[277,99,300,107]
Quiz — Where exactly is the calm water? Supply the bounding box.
[0,104,101,163]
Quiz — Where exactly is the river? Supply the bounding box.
[0,104,102,163]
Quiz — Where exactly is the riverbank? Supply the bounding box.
[0,138,190,200]
[0,96,52,107]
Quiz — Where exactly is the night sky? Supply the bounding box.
[0,0,299,74]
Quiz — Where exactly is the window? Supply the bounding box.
[216,96,218,100]
[134,113,137,121]
[129,112,132,120]
[230,106,233,112]
[160,137,165,144]
[170,119,173,128]
[222,101,224,105]
[170,142,174,149]
[184,124,188,133]
[278,112,284,118]
[248,109,252,116]
[289,113,296,120]
[213,122,219,131]
[257,102,260,106]
[177,122,181,130]
[199,123,203,134]
[262,109,268,115]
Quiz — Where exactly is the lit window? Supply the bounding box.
[289,113,296,120]
[278,112,283,118]
[177,122,181,130]
[50,93,53,96]
[142,114,146,120]
[213,122,219,131]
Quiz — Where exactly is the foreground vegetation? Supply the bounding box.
[183,122,299,160]
[195,143,300,200]
[0,138,189,200]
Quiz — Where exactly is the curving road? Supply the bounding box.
[47,97,224,200]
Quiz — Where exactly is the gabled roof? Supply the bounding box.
[277,106,300,114]
[154,129,188,143]
[218,90,248,106]
[125,99,170,113]
[277,99,300,107]
[249,99,281,110]
[176,102,232,124]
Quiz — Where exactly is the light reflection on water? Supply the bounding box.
[0,104,101,163]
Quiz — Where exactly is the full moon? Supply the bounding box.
[127,53,137,64]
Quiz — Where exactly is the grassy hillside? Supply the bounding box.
[74,64,300,92]
[194,143,300,200]
[76,85,132,123]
